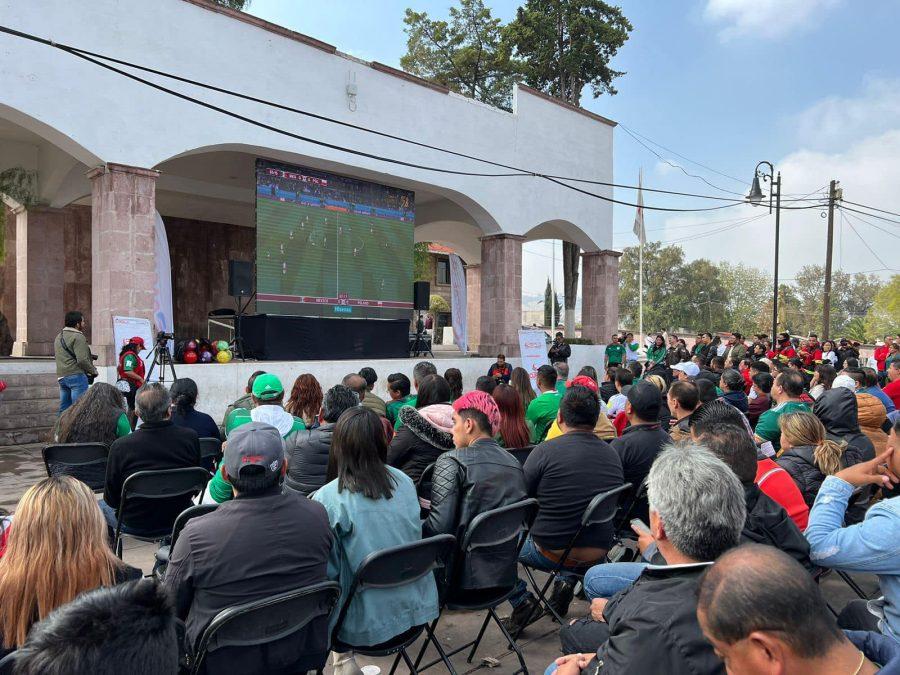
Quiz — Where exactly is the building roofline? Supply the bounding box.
[516,84,617,128]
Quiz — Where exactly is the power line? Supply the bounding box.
[0,25,830,214]
[843,213,893,271]
[842,199,900,220]
[658,213,769,245]
[840,207,900,240]
[838,204,900,226]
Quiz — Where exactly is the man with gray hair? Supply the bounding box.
[101,383,202,537]
[553,444,745,674]
[553,361,570,394]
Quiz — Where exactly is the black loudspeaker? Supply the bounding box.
[228,260,253,297]
[413,281,431,311]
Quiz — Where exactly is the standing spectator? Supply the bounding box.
[723,332,746,365]
[169,378,220,441]
[525,364,562,443]
[358,367,387,417]
[116,336,146,420]
[54,310,97,414]
[387,376,455,485]
[696,545,895,675]
[623,332,640,364]
[100,383,202,537]
[549,332,571,363]
[285,384,360,496]
[53,382,130,445]
[511,366,536,411]
[492,383,532,449]
[884,359,900,410]
[747,372,773,428]
[875,339,892,378]
[313,408,439,670]
[424,391,527,592]
[805,426,900,640]
[221,370,265,428]
[385,372,414,424]
[754,370,810,451]
[666,335,690,366]
[285,373,324,427]
[777,411,861,508]
[503,385,625,633]
[443,367,463,401]
[0,476,140,658]
[604,334,626,369]
[667,380,699,442]
[487,354,512,384]
[166,422,333,673]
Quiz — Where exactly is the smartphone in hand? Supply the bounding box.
[630,518,651,535]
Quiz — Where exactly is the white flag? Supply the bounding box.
[633,169,645,244]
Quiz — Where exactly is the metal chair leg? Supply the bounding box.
[467,613,491,663]
[837,570,869,599]
[491,607,529,675]
[400,648,419,675]
[424,622,457,674]
[414,617,440,669]
[388,651,403,675]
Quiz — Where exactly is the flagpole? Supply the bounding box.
[551,241,556,331]
[638,168,644,346]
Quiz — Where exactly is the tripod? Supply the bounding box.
[230,291,256,362]
[410,311,434,358]
[145,335,178,384]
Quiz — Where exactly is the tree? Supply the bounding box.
[865,274,900,339]
[717,263,772,335]
[413,242,431,281]
[401,0,518,110]
[211,0,251,9]
[618,242,688,332]
[544,277,562,328]
[504,0,632,336]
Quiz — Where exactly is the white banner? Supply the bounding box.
[449,254,467,353]
[518,329,550,391]
[153,211,175,357]
[112,315,155,379]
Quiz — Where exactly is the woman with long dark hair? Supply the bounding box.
[54,382,130,445]
[169,378,220,440]
[284,373,323,428]
[511,366,536,412]
[491,383,531,448]
[314,407,438,671]
[809,364,837,400]
[388,375,455,484]
[443,367,463,401]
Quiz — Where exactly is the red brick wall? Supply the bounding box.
[164,217,256,338]
[63,205,92,341]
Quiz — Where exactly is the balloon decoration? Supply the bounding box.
[182,350,199,364]
[176,337,234,365]
[216,340,230,353]
[200,350,213,363]
[216,350,233,363]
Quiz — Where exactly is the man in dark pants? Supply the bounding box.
[54,310,97,414]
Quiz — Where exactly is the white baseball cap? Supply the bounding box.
[672,362,700,378]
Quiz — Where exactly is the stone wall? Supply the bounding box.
[164,217,255,339]
[63,205,92,336]
[0,205,15,354]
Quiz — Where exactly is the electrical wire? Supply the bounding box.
[840,208,900,240]
[843,215,894,271]
[0,25,830,213]
[842,200,900,220]
[838,204,900,226]
[657,213,769,245]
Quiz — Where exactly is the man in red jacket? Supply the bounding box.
[798,334,823,368]
[767,332,797,363]
[884,360,900,410]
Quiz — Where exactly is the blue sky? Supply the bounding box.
[247,0,900,297]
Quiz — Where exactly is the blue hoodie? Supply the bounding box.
[847,630,900,674]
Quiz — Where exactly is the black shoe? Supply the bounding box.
[547,579,576,619]
[500,595,542,636]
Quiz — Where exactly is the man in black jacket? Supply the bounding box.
[548,332,571,363]
[284,384,358,495]
[100,383,201,537]
[555,444,744,673]
[423,390,526,592]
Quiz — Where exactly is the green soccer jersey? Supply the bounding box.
[606,343,626,365]
[526,390,562,443]
[755,401,810,451]
[386,395,415,425]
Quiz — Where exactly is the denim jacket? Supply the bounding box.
[805,476,900,643]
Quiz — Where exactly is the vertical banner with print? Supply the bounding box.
[449,254,468,353]
[518,329,550,391]
[153,212,174,355]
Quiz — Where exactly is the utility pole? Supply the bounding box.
[822,180,840,338]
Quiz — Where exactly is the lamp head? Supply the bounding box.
[747,174,765,206]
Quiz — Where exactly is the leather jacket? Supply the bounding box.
[423,438,527,591]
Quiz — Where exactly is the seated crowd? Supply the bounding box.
[1,328,899,674]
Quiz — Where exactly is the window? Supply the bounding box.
[436,258,451,285]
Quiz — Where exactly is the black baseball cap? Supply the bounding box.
[626,380,662,420]
[223,422,284,482]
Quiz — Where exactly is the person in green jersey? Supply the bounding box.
[646,334,667,368]
[393,361,437,430]
[605,334,626,369]
[554,362,570,395]
[525,365,562,443]
[386,373,415,424]
[754,370,810,451]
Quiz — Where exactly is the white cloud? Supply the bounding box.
[703,0,840,41]
[654,160,678,176]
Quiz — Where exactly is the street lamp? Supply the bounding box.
[747,161,782,343]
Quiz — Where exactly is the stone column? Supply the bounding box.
[12,206,68,356]
[465,263,481,354]
[581,249,622,345]
[87,164,159,365]
[479,234,524,357]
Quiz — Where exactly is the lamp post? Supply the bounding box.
[747,161,782,342]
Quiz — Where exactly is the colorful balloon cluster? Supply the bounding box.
[177,338,233,365]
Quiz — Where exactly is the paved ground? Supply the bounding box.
[0,446,879,674]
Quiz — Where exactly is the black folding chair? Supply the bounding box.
[507,446,534,466]
[518,482,632,634]
[114,467,210,558]
[614,475,649,535]
[414,499,539,675]
[189,581,341,675]
[0,651,16,675]
[199,437,223,473]
[331,534,456,675]
[42,442,109,492]
[153,503,218,579]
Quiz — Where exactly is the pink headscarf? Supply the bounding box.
[452,390,501,436]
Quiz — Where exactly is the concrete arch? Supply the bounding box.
[0,103,102,169]
[522,219,598,252]
[414,221,482,264]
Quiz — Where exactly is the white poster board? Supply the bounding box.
[518,329,550,391]
[449,254,468,353]
[112,316,156,380]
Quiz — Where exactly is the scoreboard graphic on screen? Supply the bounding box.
[255,160,415,320]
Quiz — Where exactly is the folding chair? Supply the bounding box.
[614,475,650,536]
[42,442,109,492]
[153,503,218,579]
[331,534,456,675]
[199,437,223,473]
[414,498,539,675]
[113,467,210,558]
[518,483,632,633]
[189,580,341,675]
[507,446,534,466]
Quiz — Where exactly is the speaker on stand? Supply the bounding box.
[228,260,255,361]
[410,281,433,357]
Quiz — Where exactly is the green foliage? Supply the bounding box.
[414,242,431,281]
[544,277,562,328]
[429,294,450,314]
[504,0,633,103]
[790,265,882,337]
[0,167,39,261]
[566,337,594,345]
[401,0,518,110]
[210,0,251,9]
[864,275,900,339]
[844,317,869,343]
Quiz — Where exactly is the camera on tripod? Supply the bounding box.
[156,331,175,343]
